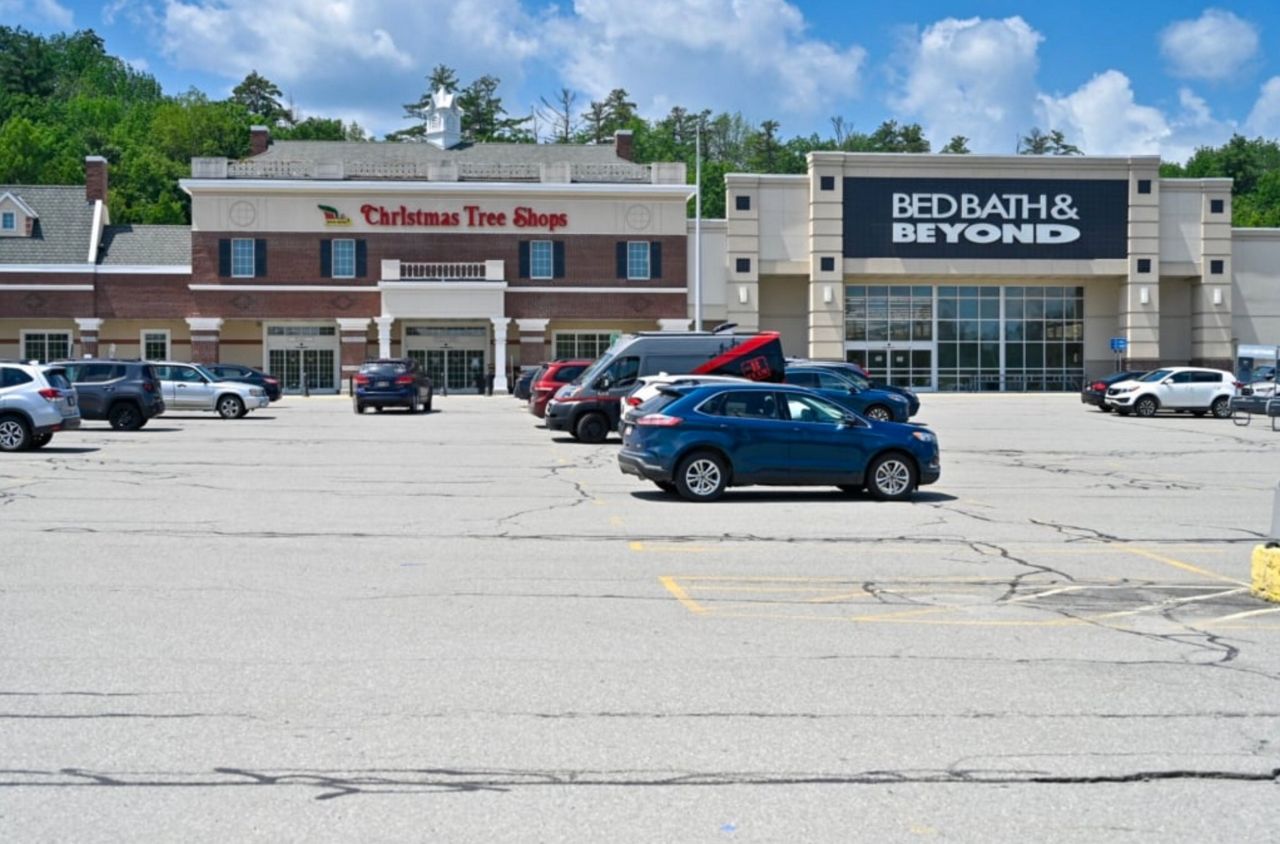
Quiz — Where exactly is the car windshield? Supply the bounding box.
[573,351,615,386]
[1139,369,1173,382]
[362,362,409,376]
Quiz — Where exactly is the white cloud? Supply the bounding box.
[1246,77,1280,136]
[1159,9,1259,82]
[0,0,74,28]
[544,0,866,122]
[890,17,1043,153]
[1037,70,1170,155]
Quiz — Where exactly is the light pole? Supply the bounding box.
[296,339,310,397]
[694,115,703,332]
[440,342,450,397]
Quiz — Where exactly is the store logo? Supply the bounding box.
[843,177,1127,260]
[891,192,1081,245]
[318,204,352,226]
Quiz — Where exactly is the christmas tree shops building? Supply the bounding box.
[694,152,1280,390]
[180,121,692,394]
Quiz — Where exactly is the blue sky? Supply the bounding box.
[7,0,1280,159]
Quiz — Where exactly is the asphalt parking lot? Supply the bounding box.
[2,393,1278,841]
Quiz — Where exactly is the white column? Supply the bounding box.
[491,318,510,393]
[375,316,394,358]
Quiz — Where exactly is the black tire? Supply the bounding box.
[1134,396,1158,418]
[575,412,609,444]
[865,452,918,502]
[0,414,31,452]
[864,404,893,422]
[374,406,384,413]
[1098,404,1113,413]
[30,431,52,449]
[424,391,433,413]
[674,451,728,502]
[108,402,144,431]
[1117,408,1131,416]
[654,481,679,496]
[1210,396,1231,419]
[354,402,366,414]
[217,394,246,419]
[1192,410,1207,418]
[408,394,420,414]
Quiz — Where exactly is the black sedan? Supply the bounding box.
[204,363,282,401]
[1081,371,1146,411]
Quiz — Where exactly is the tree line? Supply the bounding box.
[3,27,1280,226]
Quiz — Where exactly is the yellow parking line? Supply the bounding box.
[609,515,625,528]
[629,541,645,552]
[659,576,707,615]
[1121,547,1247,585]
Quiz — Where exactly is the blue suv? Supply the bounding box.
[618,383,940,502]
[783,365,911,422]
[354,358,434,414]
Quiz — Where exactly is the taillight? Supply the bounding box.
[142,381,155,392]
[1091,382,1106,391]
[1233,380,1244,389]
[626,396,643,406]
[264,377,278,385]
[636,413,682,427]
[354,374,370,385]
[37,388,60,401]
[395,375,414,385]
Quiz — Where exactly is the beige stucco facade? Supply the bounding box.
[688,152,1265,389]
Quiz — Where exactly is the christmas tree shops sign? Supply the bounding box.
[843,177,1128,259]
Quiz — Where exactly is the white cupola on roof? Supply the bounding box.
[424,86,464,150]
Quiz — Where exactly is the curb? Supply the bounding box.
[1251,545,1280,603]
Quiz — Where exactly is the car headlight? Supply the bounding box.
[1113,386,1136,394]
[911,431,935,443]
[250,388,264,396]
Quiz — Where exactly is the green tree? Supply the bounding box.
[1019,127,1081,155]
[275,116,347,141]
[457,74,533,143]
[0,116,63,182]
[231,70,291,126]
[940,135,971,154]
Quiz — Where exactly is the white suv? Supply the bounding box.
[0,362,82,451]
[1105,366,1239,418]
[151,362,270,419]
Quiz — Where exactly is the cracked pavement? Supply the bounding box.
[1,394,1278,842]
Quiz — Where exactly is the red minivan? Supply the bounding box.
[528,359,593,418]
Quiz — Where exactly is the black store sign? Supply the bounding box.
[844,177,1128,259]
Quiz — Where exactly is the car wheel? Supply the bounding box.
[108,402,143,430]
[30,431,52,449]
[217,395,246,419]
[1134,396,1158,418]
[575,412,609,444]
[675,451,728,502]
[424,391,433,413]
[408,395,420,414]
[374,406,384,413]
[866,452,917,501]
[1210,397,1231,419]
[354,402,366,414]
[864,404,893,422]
[655,481,679,496]
[1098,404,1113,413]
[0,415,31,452]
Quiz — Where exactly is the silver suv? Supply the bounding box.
[0,362,81,451]
[151,362,270,419]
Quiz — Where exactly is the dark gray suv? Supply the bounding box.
[57,359,166,430]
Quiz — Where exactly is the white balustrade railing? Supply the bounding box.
[400,262,487,280]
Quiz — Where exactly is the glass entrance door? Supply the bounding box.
[847,346,934,389]
[268,349,336,393]
[411,349,487,392]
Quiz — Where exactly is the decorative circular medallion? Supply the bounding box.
[229,201,257,227]
[625,204,652,231]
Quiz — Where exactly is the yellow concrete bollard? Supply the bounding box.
[1252,544,1280,603]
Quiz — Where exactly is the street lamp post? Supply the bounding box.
[440,342,450,397]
